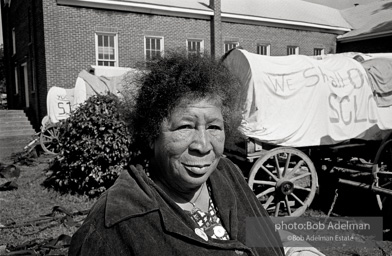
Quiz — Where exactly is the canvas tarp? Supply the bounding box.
[361,58,392,107]
[46,67,136,124]
[46,86,74,124]
[73,67,137,107]
[223,49,392,147]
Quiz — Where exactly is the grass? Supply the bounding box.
[0,153,97,255]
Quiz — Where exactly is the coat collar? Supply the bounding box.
[104,161,239,239]
[104,165,159,227]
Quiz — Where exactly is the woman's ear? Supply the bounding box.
[149,140,154,150]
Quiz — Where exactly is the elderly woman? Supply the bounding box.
[68,52,286,256]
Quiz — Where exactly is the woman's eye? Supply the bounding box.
[208,125,223,130]
[177,125,193,130]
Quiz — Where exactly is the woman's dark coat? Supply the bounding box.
[69,157,285,256]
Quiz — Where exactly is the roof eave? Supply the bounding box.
[337,30,392,42]
[222,13,351,34]
[56,0,352,34]
[56,0,214,20]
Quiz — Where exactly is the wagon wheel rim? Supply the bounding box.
[248,147,318,217]
[40,124,60,155]
[373,139,392,211]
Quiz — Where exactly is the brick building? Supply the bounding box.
[1,0,352,129]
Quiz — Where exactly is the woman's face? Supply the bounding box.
[152,98,225,193]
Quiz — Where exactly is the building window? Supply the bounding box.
[257,44,270,55]
[224,42,239,53]
[287,46,299,55]
[12,28,16,55]
[314,48,325,56]
[187,39,204,56]
[95,33,118,66]
[145,37,163,61]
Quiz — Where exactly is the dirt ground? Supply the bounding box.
[0,152,392,255]
[0,152,97,255]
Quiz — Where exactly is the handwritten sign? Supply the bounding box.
[223,49,392,147]
[46,87,74,123]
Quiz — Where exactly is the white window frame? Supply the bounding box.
[145,36,164,61]
[95,32,118,67]
[314,48,325,56]
[257,44,270,55]
[224,41,239,53]
[287,46,299,55]
[187,39,204,56]
[22,62,29,107]
[12,28,16,55]
[30,59,36,92]
[14,66,19,94]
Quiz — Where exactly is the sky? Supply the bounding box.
[302,0,382,9]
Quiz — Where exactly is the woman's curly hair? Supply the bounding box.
[125,50,241,159]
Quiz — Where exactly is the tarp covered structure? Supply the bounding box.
[223,49,392,147]
[46,66,137,124]
[361,58,392,107]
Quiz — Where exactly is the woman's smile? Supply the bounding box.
[182,163,211,176]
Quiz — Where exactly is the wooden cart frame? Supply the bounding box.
[224,133,392,218]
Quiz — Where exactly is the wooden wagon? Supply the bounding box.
[222,49,392,219]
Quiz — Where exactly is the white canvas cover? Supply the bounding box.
[223,49,392,147]
[73,67,135,106]
[46,86,75,124]
[45,66,137,124]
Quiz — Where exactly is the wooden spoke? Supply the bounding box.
[283,153,292,177]
[252,180,276,186]
[260,165,279,182]
[42,134,53,141]
[293,185,312,192]
[264,195,275,209]
[377,171,392,176]
[290,193,306,206]
[274,155,281,178]
[380,181,392,188]
[275,201,281,217]
[286,160,305,179]
[285,196,292,216]
[290,172,311,183]
[256,187,275,198]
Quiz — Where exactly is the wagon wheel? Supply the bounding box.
[40,124,61,155]
[373,139,392,227]
[248,147,318,217]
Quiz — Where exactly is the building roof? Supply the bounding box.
[57,0,352,33]
[221,0,351,31]
[118,0,212,12]
[56,0,214,19]
[338,0,392,41]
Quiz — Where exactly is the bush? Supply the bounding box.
[43,93,134,197]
